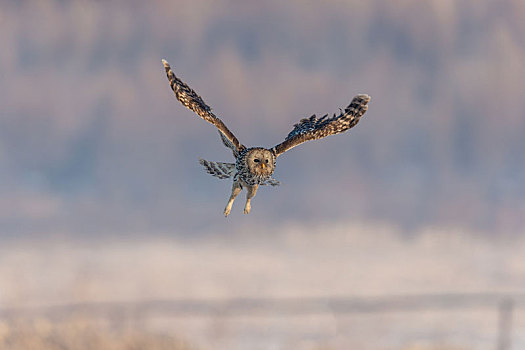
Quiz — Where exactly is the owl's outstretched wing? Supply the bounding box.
[271,94,370,157]
[162,59,244,152]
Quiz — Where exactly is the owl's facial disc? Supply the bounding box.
[247,149,274,176]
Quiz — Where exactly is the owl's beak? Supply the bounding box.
[261,163,265,169]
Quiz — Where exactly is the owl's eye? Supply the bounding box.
[253,159,260,163]
[265,159,268,164]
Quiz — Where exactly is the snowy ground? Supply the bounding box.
[1,222,524,349]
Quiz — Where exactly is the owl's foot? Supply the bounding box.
[243,185,257,215]
[224,206,232,217]
[243,202,251,214]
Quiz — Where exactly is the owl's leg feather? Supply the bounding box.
[261,177,280,186]
[243,184,259,214]
[224,180,242,217]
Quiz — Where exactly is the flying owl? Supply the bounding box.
[162,59,370,217]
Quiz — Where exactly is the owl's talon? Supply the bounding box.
[243,204,251,214]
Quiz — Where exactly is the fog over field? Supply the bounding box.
[3,223,525,306]
[1,225,525,349]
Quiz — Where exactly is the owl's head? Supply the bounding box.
[245,148,275,176]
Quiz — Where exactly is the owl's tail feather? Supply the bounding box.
[199,159,236,179]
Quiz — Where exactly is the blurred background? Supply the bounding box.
[1,0,524,349]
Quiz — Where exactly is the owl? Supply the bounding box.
[162,59,370,217]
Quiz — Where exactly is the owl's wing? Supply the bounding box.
[271,94,370,157]
[218,130,239,158]
[162,59,244,152]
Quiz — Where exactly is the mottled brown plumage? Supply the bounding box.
[271,94,370,156]
[162,59,244,152]
[162,59,370,216]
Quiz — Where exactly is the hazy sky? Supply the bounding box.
[1,0,524,236]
